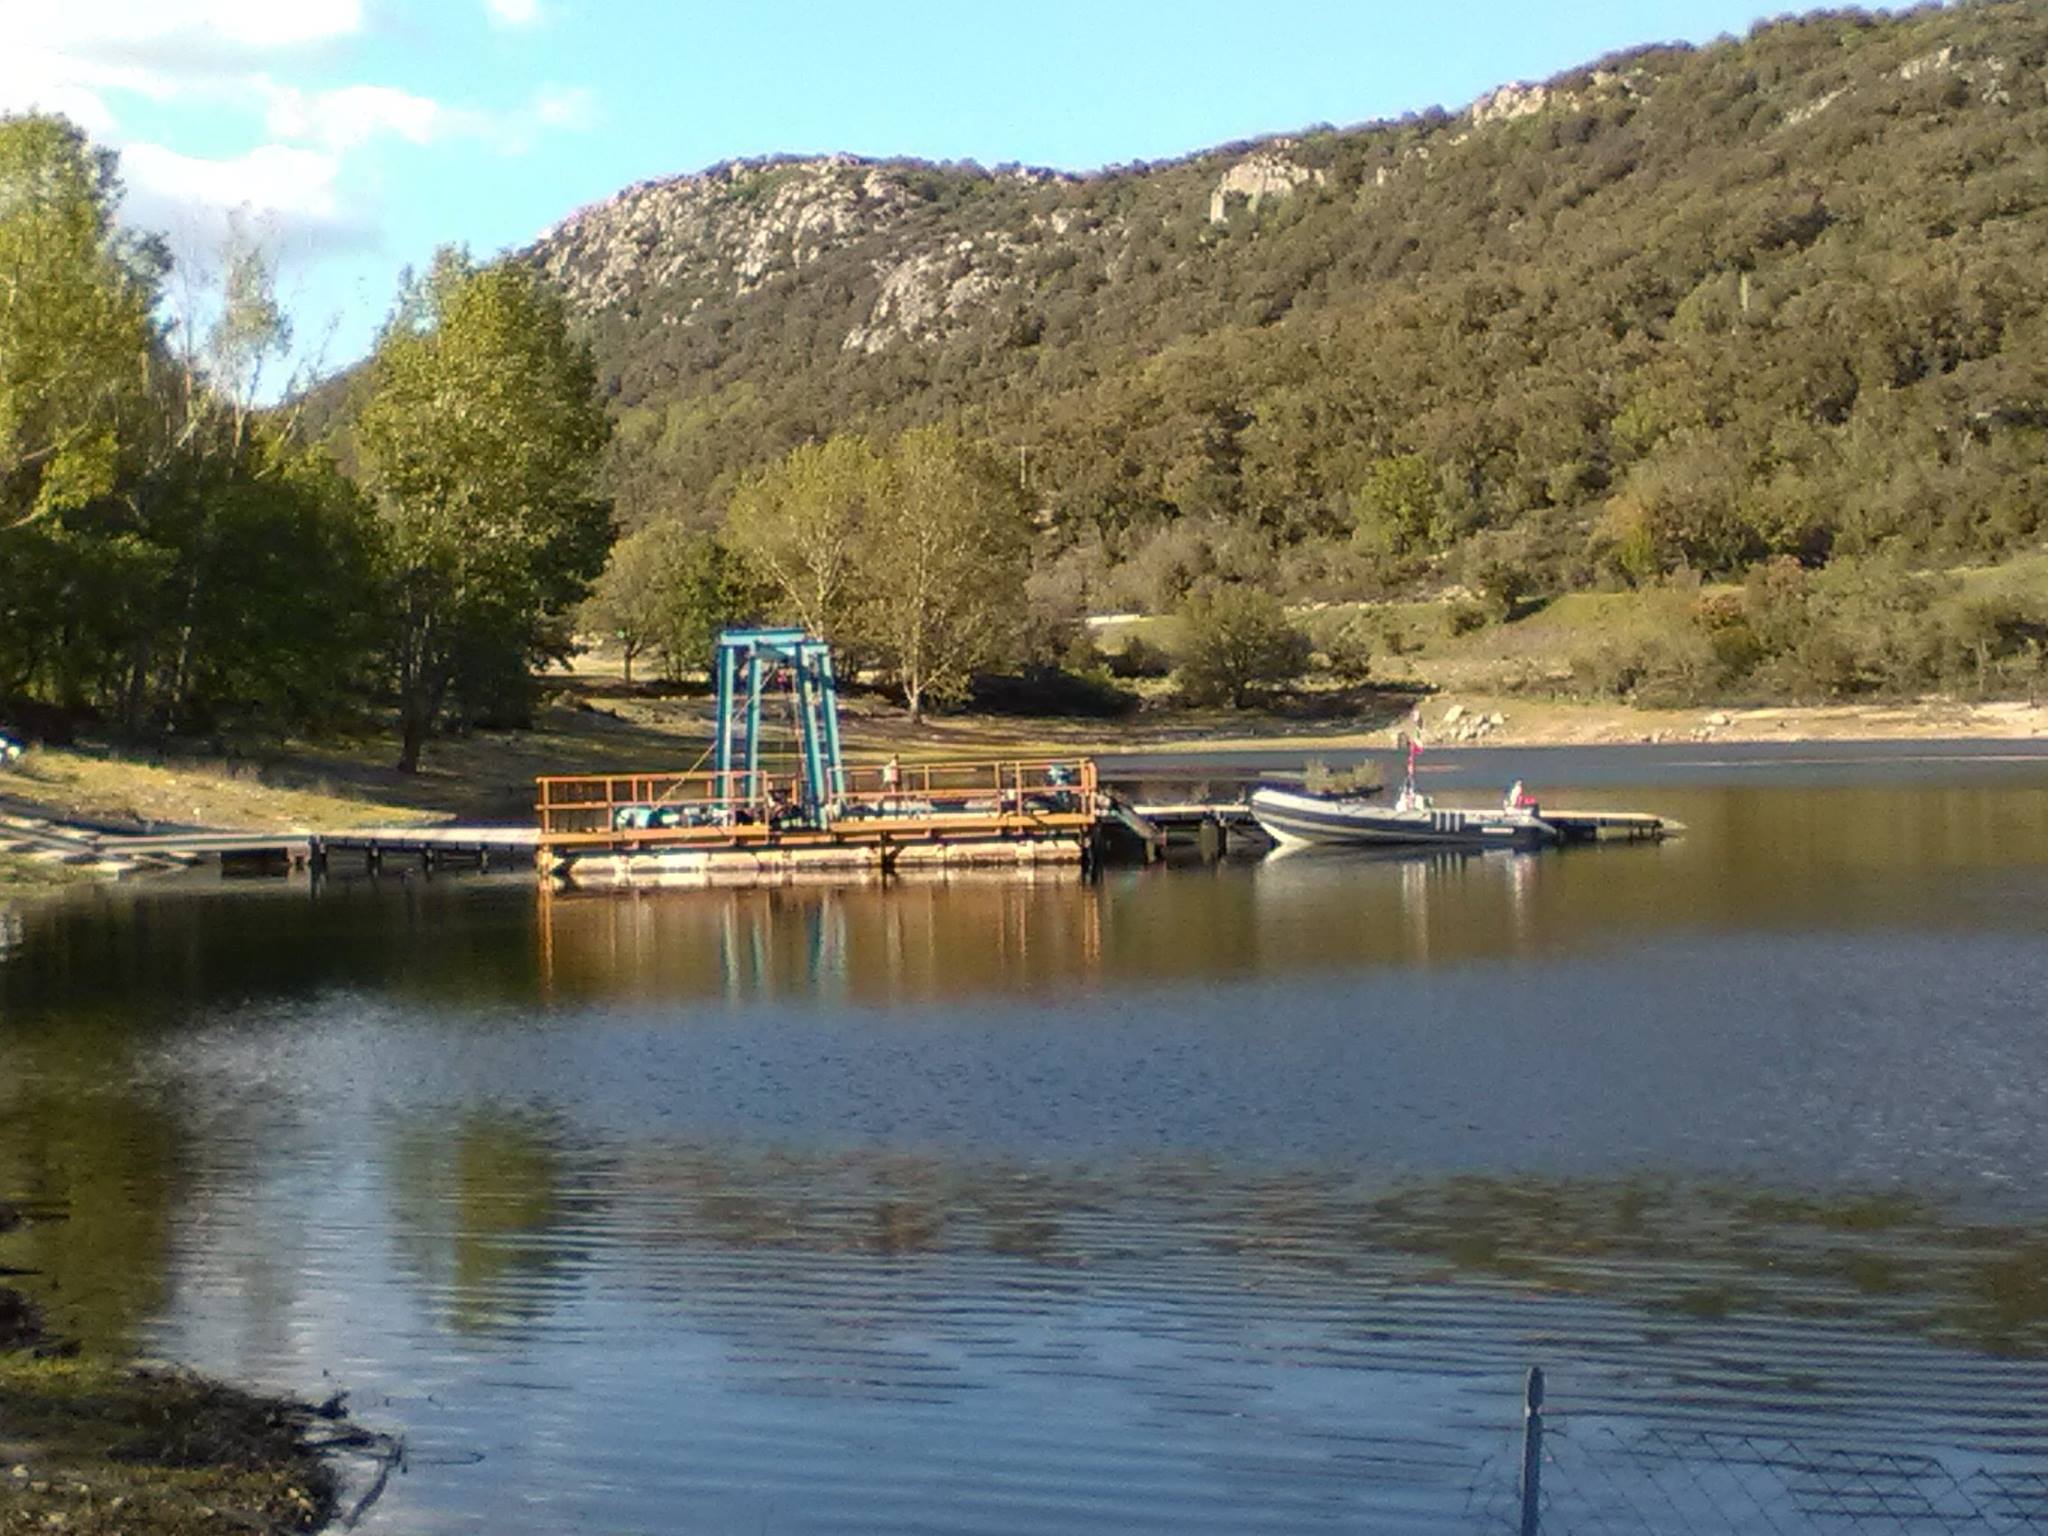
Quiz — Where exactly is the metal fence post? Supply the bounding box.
[1519,1366,1545,1536]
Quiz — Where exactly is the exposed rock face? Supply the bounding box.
[1895,44,2020,106]
[1465,67,1645,131]
[534,155,922,311]
[1207,149,1325,224]
[1469,81,1557,126]
[1783,87,1845,128]
[1898,45,1957,81]
[844,234,1031,354]
[535,154,1081,354]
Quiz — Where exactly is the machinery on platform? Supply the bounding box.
[535,629,1104,883]
[711,627,846,827]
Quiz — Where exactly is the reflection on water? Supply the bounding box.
[536,873,1109,1003]
[0,1008,187,1357]
[3,757,2048,1531]
[2,776,2042,1019]
[389,1112,588,1337]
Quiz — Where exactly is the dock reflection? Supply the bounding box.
[536,874,1107,1003]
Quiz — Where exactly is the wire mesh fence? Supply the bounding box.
[1467,1371,2048,1534]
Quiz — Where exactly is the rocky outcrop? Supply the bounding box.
[1783,87,1845,128]
[1465,66,1645,132]
[1897,45,1957,81]
[1207,147,1325,224]
[533,155,923,311]
[533,154,1089,354]
[844,235,1030,354]
[1469,81,1557,127]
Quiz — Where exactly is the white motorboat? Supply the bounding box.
[1251,747,1556,851]
[1250,784,1556,851]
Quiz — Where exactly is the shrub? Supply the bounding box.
[1446,598,1492,636]
[969,666,1138,718]
[1317,618,1374,684]
[1106,634,1173,679]
[1174,585,1313,708]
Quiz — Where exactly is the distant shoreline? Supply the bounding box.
[0,693,2039,888]
[844,695,2048,761]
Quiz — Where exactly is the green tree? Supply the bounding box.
[723,433,882,645]
[110,223,373,739]
[355,249,612,770]
[863,426,1031,720]
[581,521,740,681]
[579,523,668,683]
[1175,584,1311,708]
[0,113,156,530]
[0,126,379,742]
[1351,453,1441,554]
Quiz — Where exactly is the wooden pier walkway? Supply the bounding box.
[1,813,538,878]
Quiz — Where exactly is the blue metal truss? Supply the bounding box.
[711,628,845,821]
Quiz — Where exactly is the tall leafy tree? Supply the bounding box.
[723,433,883,645]
[863,426,1030,720]
[355,249,612,770]
[580,520,741,681]
[0,113,157,530]
[0,116,379,742]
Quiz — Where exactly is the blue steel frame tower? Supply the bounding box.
[711,628,846,821]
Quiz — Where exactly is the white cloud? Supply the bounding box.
[0,48,122,134]
[533,85,595,132]
[121,140,349,230]
[20,1,365,71]
[264,83,476,152]
[256,80,590,156]
[0,2,365,131]
[486,0,544,29]
[0,0,589,313]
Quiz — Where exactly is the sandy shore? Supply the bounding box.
[849,694,2048,760]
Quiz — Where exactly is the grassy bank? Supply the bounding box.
[0,1206,343,1536]
[0,853,93,901]
[0,1350,338,1536]
[0,749,438,834]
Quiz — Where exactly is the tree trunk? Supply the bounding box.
[394,590,437,773]
[396,701,427,773]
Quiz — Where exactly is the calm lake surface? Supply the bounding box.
[4,741,2047,1533]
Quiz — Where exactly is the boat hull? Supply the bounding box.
[1250,787,1556,851]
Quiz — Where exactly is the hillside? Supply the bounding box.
[525,1,2048,620]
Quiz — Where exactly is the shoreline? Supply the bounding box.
[0,694,2039,870]
[844,695,2048,761]
[0,1202,359,1536]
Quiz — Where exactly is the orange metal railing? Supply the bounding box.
[535,758,1099,849]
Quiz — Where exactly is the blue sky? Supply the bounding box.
[1,1,1888,380]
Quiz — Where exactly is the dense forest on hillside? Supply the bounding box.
[525,1,2046,637]
[7,3,2047,758]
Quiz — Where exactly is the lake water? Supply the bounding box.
[4,741,2048,1533]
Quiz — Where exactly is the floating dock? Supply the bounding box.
[1540,810,1681,844]
[536,758,1103,887]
